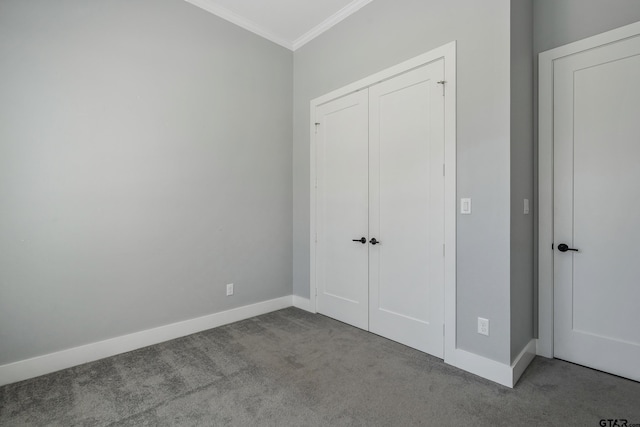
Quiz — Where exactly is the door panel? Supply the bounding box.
[315,91,369,330]
[369,60,445,357]
[554,34,640,381]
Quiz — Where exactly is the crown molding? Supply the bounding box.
[184,0,293,50]
[292,0,374,50]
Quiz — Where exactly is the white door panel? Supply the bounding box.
[554,34,640,381]
[369,61,445,356]
[315,91,369,330]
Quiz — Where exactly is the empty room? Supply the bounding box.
[1,0,640,425]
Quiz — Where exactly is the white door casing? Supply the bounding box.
[315,90,369,330]
[369,61,445,356]
[539,21,640,381]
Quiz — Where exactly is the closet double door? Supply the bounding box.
[315,61,445,358]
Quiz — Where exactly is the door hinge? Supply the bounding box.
[437,80,446,96]
[443,244,445,256]
[315,287,318,296]
[443,324,445,337]
[314,122,320,134]
[443,163,445,176]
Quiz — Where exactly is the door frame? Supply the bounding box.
[537,21,640,358]
[309,41,457,361]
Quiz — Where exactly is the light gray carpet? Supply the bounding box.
[1,307,639,426]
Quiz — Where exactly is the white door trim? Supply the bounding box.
[538,21,640,358]
[309,41,457,363]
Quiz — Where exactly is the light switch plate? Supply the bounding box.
[461,198,472,214]
[524,198,530,215]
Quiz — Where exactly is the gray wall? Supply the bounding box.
[534,0,640,54]
[0,0,293,365]
[10,0,635,371]
[510,0,534,362]
[293,0,514,364]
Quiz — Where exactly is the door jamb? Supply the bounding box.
[537,21,640,358]
[309,41,457,362]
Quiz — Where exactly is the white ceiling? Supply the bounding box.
[184,0,374,51]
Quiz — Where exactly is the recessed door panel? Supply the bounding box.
[369,60,445,357]
[553,34,640,381]
[315,91,369,330]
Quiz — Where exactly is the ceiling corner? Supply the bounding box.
[292,0,374,50]
[184,0,294,50]
[184,0,375,52]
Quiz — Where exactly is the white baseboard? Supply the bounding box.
[0,296,293,387]
[447,339,536,388]
[448,349,514,387]
[292,295,314,313]
[512,339,537,385]
[1,295,537,389]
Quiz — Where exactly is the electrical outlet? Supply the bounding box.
[226,283,234,296]
[478,317,489,336]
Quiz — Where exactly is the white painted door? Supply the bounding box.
[553,34,640,381]
[369,61,445,356]
[315,91,369,330]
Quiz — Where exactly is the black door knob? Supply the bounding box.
[557,243,578,252]
[352,237,366,244]
[370,238,380,245]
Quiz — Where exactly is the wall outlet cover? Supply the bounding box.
[478,317,489,336]
[226,283,234,296]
